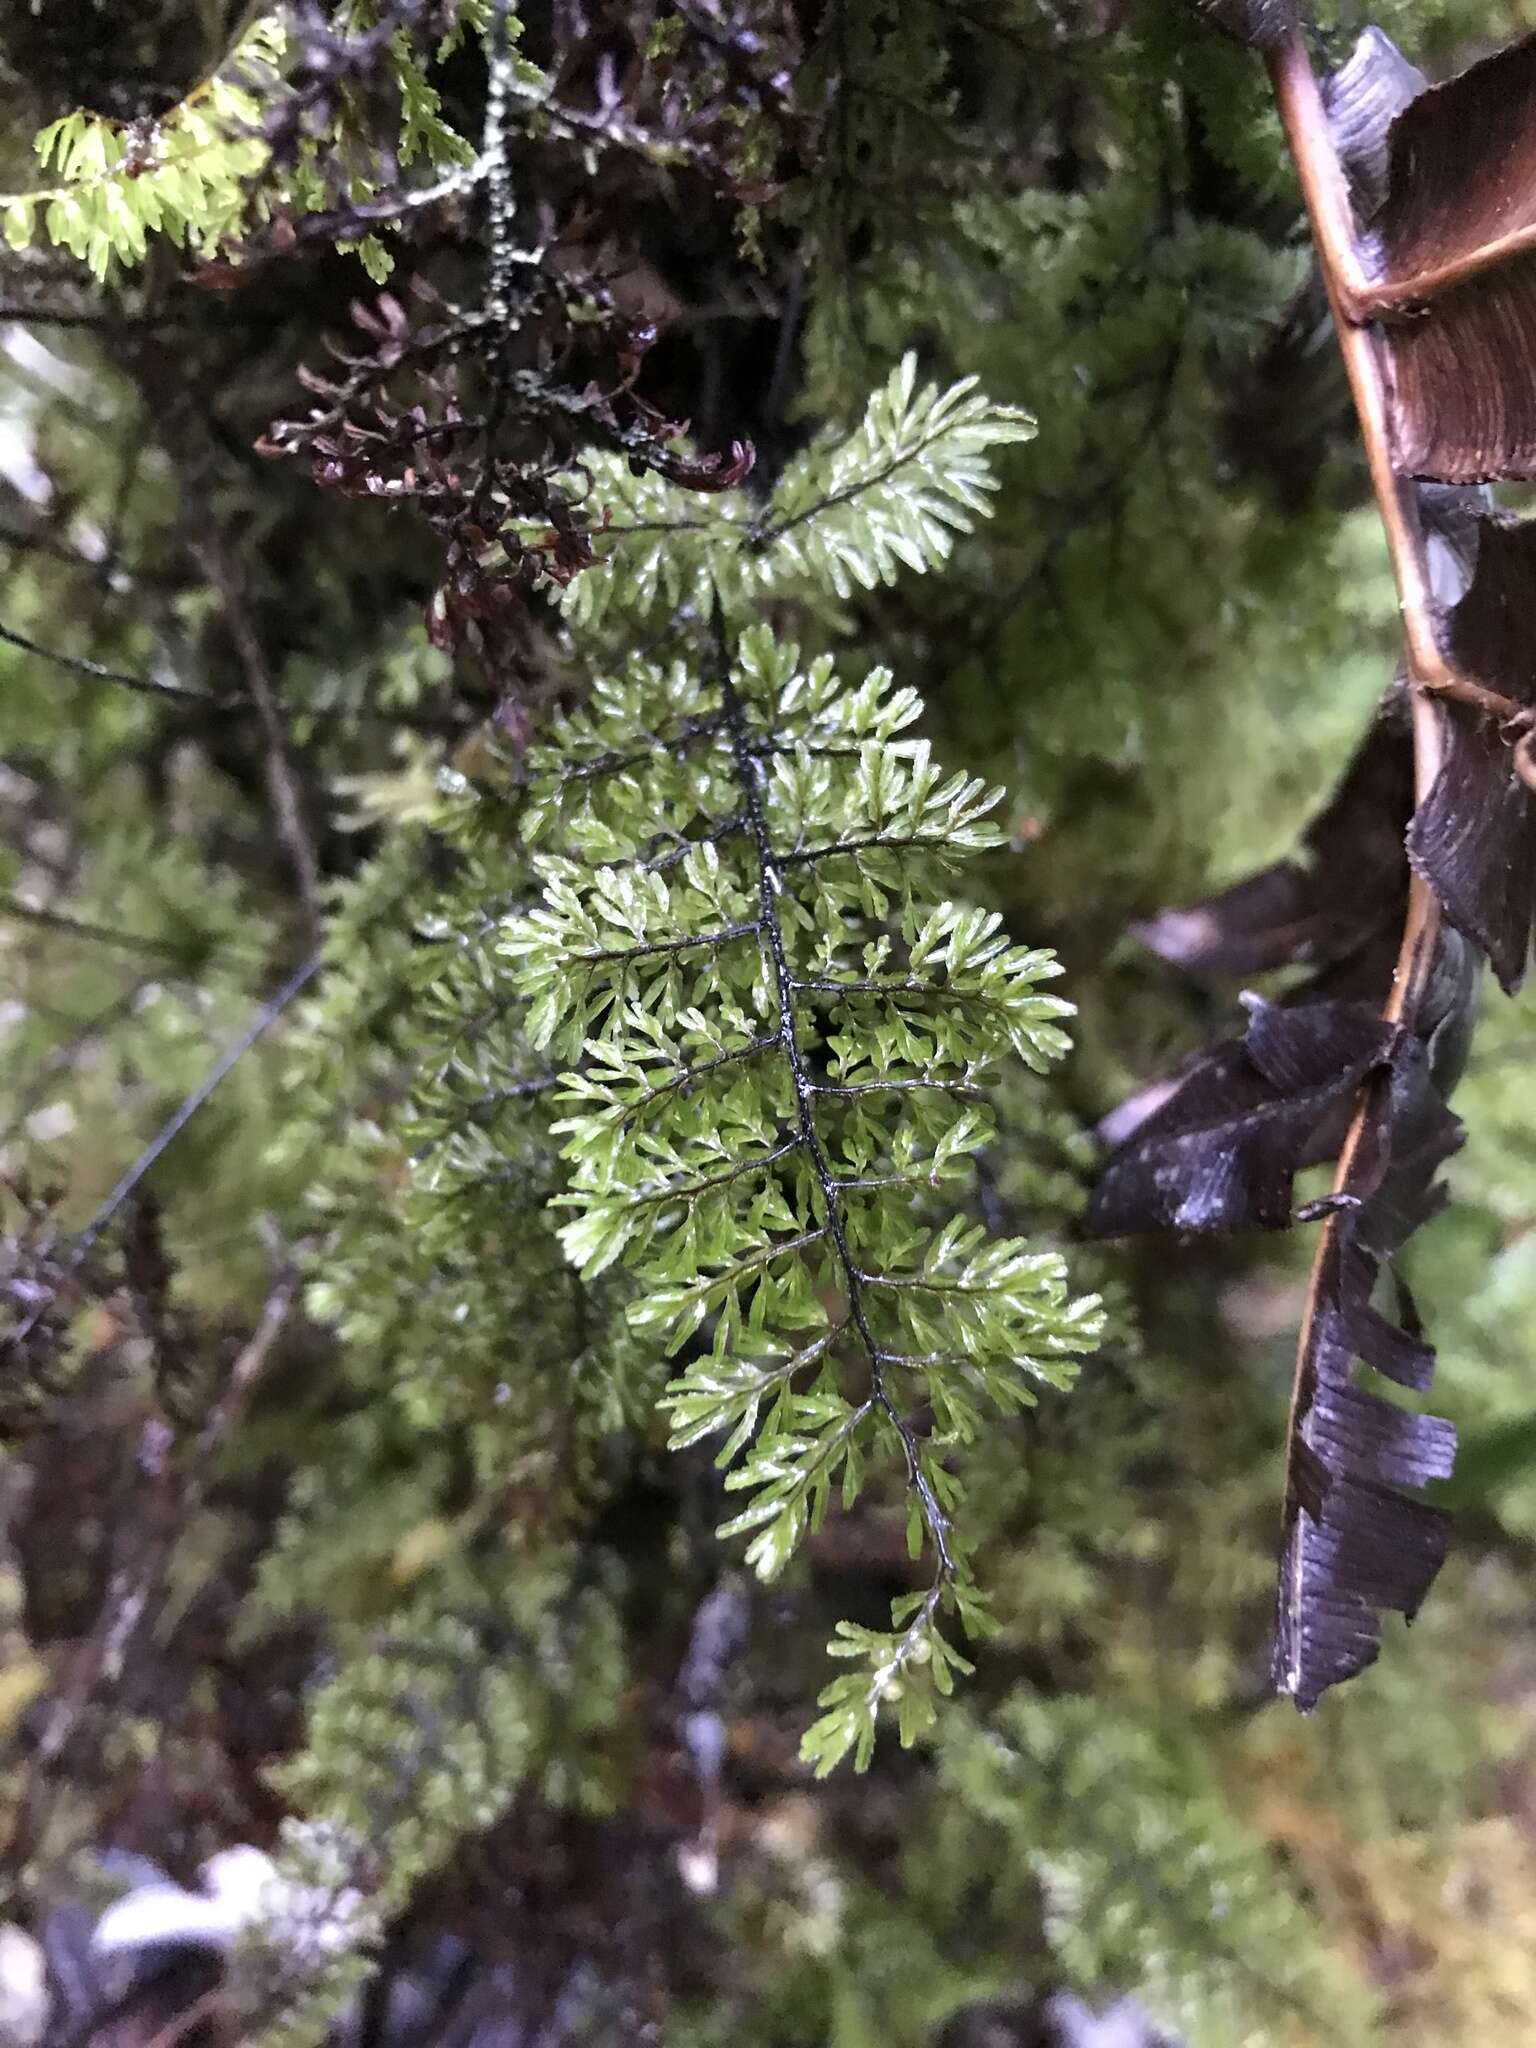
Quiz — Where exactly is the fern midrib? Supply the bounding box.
[715,644,958,1585]
[748,416,983,550]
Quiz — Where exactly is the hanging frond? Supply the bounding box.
[506,623,1099,1770]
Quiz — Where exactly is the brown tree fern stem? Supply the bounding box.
[1266,40,1446,701]
[1268,27,1447,1027]
[1266,31,1450,1693]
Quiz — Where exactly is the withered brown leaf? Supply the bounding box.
[1096,3,1536,1713]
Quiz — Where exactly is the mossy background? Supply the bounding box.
[4,1,1536,2041]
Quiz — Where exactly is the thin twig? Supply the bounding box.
[1,612,469,731]
[0,303,197,330]
[0,980,148,1146]
[191,532,324,938]
[484,0,520,323]
[13,1269,294,1875]
[0,893,194,960]
[71,949,323,1266]
[197,1266,299,1455]
[0,618,218,703]
[143,1989,229,2048]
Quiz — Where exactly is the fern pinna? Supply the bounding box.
[1094,3,1536,1709]
[497,361,1101,1770]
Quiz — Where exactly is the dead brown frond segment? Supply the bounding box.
[1091,11,1536,1709]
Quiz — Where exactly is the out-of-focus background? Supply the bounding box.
[4,1,1536,2043]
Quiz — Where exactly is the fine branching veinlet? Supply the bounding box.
[1091,1,1536,1709]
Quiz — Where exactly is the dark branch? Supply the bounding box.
[714,623,957,1584]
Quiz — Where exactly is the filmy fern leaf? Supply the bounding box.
[9,17,286,277]
[550,355,1035,633]
[6,9,487,283]
[505,623,1100,1770]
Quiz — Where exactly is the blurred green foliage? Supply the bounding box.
[6,2,1536,2044]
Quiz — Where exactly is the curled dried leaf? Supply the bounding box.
[1324,27,1426,224]
[1385,272,1536,481]
[1086,1000,1399,1240]
[1372,36,1536,301]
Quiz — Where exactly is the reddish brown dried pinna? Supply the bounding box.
[260,280,752,701]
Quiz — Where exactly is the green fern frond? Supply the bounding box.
[6,8,488,281]
[8,16,286,277]
[937,1694,1374,2047]
[249,804,659,1634]
[271,1590,623,1908]
[505,622,1100,1770]
[760,358,1036,599]
[549,354,1034,632]
[394,33,478,169]
[245,1581,623,2043]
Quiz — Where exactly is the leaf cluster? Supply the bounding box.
[7,17,285,278]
